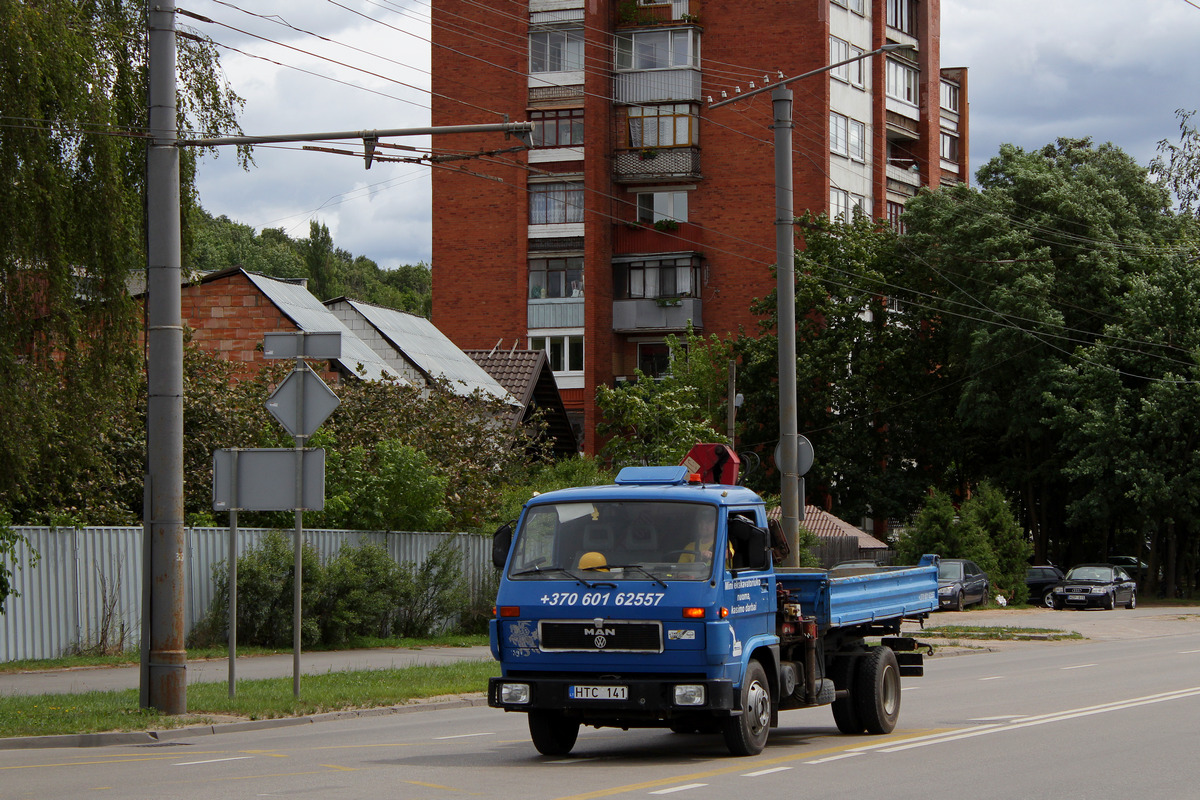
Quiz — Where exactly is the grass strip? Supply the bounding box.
[0,634,490,675]
[0,659,499,739]
[921,625,1083,641]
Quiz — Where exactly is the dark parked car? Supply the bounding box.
[1050,564,1137,610]
[1107,556,1150,584]
[937,558,989,611]
[1026,565,1065,607]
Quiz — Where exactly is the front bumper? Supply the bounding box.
[488,676,737,720]
[1054,591,1108,608]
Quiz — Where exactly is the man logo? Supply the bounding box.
[583,627,615,637]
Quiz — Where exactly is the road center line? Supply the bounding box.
[742,766,792,776]
[649,784,707,794]
[1061,663,1097,670]
[805,752,863,764]
[174,756,253,766]
[433,732,493,739]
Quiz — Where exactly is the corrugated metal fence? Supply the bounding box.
[1,527,492,663]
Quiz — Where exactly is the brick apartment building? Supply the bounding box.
[430,0,968,454]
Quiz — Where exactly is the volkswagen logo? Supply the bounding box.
[594,635,607,649]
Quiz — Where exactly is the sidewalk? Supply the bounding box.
[0,645,494,697]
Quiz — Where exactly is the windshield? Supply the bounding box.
[1066,566,1113,582]
[508,500,719,582]
[938,562,963,581]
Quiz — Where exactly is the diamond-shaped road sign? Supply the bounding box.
[265,367,340,438]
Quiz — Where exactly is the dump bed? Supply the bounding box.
[776,556,939,631]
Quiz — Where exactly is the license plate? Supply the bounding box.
[569,685,627,700]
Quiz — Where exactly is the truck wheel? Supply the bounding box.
[854,647,901,735]
[830,655,864,734]
[528,711,579,756]
[722,660,771,756]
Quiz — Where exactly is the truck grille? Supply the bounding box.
[540,620,663,653]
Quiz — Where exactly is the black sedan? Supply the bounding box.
[937,558,990,611]
[1026,565,1065,607]
[1050,564,1137,610]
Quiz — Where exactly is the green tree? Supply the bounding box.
[960,483,1030,603]
[302,220,341,300]
[1151,108,1200,216]
[733,212,953,521]
[0,1,243,522]
[595,366,723,470]
[896,490,993,571]
[900,138,1185,563]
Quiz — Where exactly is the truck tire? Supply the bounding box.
[854,646,900,735]
[722,660,771,756]
[528,711,580,756]
[830,655,864,734]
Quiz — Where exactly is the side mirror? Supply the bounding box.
[492,522,513,570]
[728,516,770,571]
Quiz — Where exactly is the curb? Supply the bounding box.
[0,694,489,751]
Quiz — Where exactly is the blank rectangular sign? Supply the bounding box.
[212,448,326,511]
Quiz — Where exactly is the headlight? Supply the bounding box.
[938,586,954,595]
[674,685,706,706]
[1091,587,1109,594]
[500,683,531,704]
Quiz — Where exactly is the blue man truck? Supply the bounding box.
[488,464,939,756]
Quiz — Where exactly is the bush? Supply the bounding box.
[189,530,323,649]
[315,543,405,645]
[393,538,469,638]
[190,533,472,648]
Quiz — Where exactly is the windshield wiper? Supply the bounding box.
[593,563,668,589]
[511,564,600,589]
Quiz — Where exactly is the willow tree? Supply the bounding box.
[0,1,245,526]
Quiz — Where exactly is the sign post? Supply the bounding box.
[212,331,340,699]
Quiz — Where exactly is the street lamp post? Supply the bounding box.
[711,44,914,564]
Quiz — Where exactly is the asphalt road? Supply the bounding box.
[3,607,1199,799]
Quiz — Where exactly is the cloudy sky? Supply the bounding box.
[188,0,1200,270]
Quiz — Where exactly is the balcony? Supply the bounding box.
[614,147,701,183]
[613,297,703,334]
[613,221,702,254]
[614,69,702,104]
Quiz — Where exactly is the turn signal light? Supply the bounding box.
[498,606,521,617]
[683,607,705,618]
[719,607,730,618]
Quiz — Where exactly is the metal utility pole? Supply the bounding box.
[711,43,914,566]
[143,0,186,714]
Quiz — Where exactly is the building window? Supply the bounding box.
[887,201,906,233]
[830,188,865,221]
[829,37,865,87]
[830,113,865,160]
[638,342,671,378]
[530,28,584,74]
[886,59,919,105]
[531,334,584,373]
[940,81,960,113]
[940,132,959,161]
[834,0,866,12]
[887,0,916,36]
[627,104,698,148]
[636,190,688,223]
[615,28,699,71]
[615,256,700,299]
[529,256,584,299]
[530,181,584,224]
[531,108,583,147]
